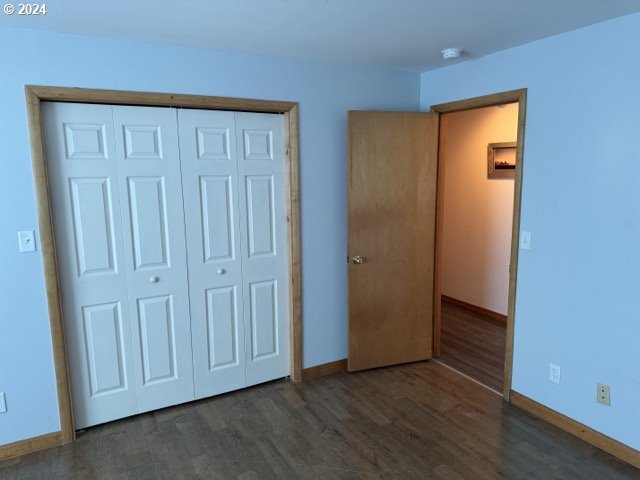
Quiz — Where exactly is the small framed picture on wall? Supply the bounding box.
[487,142,517,179]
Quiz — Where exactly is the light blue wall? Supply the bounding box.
[5,12,639,453]
[0,27,420,445]
[421,13,640,449]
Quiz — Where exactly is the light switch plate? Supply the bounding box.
[0,392,6,414]
[520,231,531,250]
[18,231,36,253]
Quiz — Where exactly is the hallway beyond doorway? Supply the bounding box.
[439,298,506,392]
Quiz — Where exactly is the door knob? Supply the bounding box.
[149,276,159,283]
[217,268,226,275]
[352,255,365,265]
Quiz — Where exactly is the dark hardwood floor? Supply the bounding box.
[1,362,638,479]
[439,299,506,392]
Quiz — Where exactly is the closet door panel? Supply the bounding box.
[81,302,128,396]
[134,293,182,394]
[42,102,138,428]
[113,106,195,412]
[126,176,170,269]
[178,109,247,399]
[200,175,235,262]
[245,175,276,257]
[248,279,278,359]
[236,112,290,386]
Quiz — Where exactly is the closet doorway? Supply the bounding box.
[26,86,302,444]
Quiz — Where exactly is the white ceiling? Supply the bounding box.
[2,0,640,72]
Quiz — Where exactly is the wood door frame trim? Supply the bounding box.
[23,85,303,452]
[430,88,528,401]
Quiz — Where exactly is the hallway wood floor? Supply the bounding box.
[440,299,506,392]
[1,362,637,479]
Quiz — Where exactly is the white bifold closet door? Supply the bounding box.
[44,103,139,428]
[110,105,194,414]
[44,102,195,428]
[42,101,289,429]
[178,109,289,399]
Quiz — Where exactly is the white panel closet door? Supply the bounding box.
[42,102,138,428]
[177,109,247,399]
[44,103,289,428]
[235,112,290,386]
[112,106,195,413]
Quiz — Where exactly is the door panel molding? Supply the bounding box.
[430,88,528,401]
[21,85,302,456]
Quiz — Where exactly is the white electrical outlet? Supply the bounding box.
[520,231,532,250]
[549,364,561,384]
[0,392,6,414]
[597,383,611,406]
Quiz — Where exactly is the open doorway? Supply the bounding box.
[430,91,527,398]
[346,90,525,399]
[435,103,518,393]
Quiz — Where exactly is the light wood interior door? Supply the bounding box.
[348,111,439,371]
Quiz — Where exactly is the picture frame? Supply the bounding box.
[487,141,517,179]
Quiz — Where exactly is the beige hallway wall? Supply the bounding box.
[441,103,518,315]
